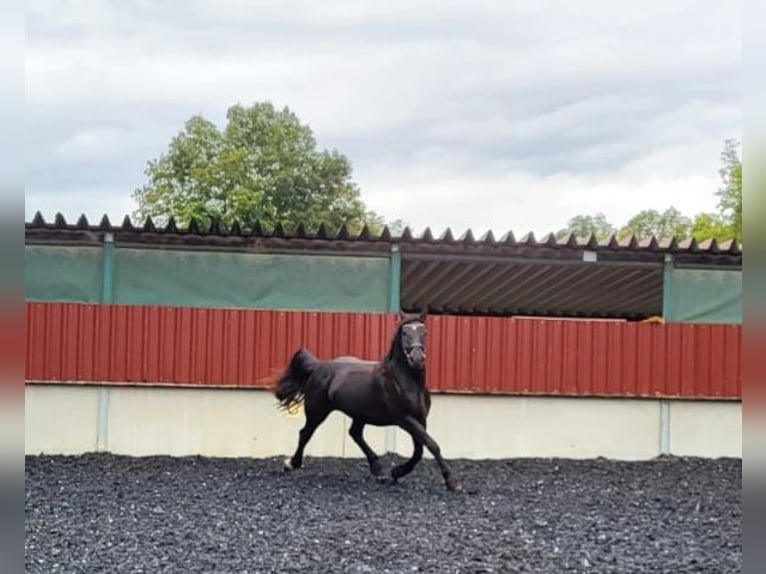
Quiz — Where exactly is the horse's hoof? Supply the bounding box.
[370,460,384,476]
[376,475,396,486]
[283,458,294,472]
[446,478,463,493]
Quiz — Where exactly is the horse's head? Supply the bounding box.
[397,311,427,371]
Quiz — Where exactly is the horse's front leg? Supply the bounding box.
[397,415,462,493]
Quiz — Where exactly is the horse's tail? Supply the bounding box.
[274,347,319,412]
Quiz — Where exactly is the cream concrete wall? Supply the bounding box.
[25,385,100,455]
[105,386,400,459]
[107,386,341,458]
[669,400,742,458]
[24,384,742,460]
[423,394,662,460]
[24,384,392,459]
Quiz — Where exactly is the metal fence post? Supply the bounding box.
[389,244,401,313]
[102,232,115,304]
[659,400,671,455]
[662,253,674,321]
[659,254,675,455]
[96,232,115,452]
[386,244,402,454]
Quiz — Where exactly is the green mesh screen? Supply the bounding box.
[25,245,103,302]
[668,267,742,324]
[112,248,392,312]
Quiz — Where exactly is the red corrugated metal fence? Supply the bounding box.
[424,315,741,399]
[25,303,398,387]
[25,303,742,399]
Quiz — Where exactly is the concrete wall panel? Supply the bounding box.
[24,385,743,461]
[25,385,99,455]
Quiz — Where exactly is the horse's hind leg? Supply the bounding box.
[348,420,383,476]
[390,436,423,482]
[284,403,330,472]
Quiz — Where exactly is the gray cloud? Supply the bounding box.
[25,0,741,233]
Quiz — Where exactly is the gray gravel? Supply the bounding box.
[25,453,741,573]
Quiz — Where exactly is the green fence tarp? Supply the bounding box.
[112,248,391,312]
[25,245,103,303]
[668,267,742,324]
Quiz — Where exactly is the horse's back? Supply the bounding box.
[312,356,378,383]
[331,356,377,366]
[324,357,378,378]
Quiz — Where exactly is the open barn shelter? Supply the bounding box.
[24,213,742,461]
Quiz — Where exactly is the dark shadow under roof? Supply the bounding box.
[401,258,663,319]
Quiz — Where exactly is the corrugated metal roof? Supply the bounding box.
[25,211,742,256]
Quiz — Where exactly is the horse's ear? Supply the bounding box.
[398,310,423,324]
[398,310,427,324]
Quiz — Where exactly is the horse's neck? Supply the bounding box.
[383,334,425,389]
[385,358,425,391]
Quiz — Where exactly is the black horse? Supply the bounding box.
[273,311,462,493]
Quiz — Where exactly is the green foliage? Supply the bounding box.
[555,212,616,240]
[716,138,742,242]
[133,102,382,233]
[690,212,733,243]
[617,207,692,241]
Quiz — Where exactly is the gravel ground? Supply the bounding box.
[25,453,740,573]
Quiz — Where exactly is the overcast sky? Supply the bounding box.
[25,0,741,237]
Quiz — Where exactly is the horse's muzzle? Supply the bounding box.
[407,347,426,368]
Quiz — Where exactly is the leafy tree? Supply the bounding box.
[132,102,382,233]
[554,212,616,240]
[716,138,742,242]
[690,212,733,242]
[617,207,692,241]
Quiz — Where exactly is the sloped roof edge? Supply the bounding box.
[25,211,743,256]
